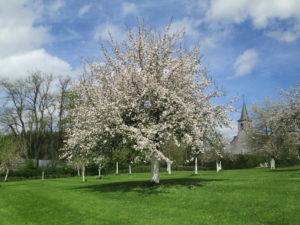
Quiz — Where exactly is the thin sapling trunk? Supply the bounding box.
[4,169,9,182]
[129,164,132,174]
[77,166,80,176]
[98,165,101,178]
[116,162,119,175]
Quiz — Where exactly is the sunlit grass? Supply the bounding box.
[0,166,299,225]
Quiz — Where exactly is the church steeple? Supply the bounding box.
[238,100,251,132]
[239,100,250,121]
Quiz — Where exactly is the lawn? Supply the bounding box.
[0,166,300,225]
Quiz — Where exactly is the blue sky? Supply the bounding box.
[0,0,300,138]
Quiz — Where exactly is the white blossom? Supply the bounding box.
[63,23,230,183]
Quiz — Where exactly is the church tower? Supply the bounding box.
[238,101,251,133]
[227,100,253,154]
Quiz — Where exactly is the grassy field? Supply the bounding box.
[0,166,299,225]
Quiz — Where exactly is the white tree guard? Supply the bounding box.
[116,162,119,175]
[151,154,160,183]
[216,161,222,173]
[167,162,171,175]
[194,158,198,175]
[166,160,172,175]
[270,158,276,169]
[82,165,86,182]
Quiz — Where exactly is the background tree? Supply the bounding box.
[186,129,225,174]
[63,23,230,183]
[0,72,72,166]
[199,131,225,171]
[62,146,91,182]
[0,136,24,182]
[94,155,107,178]
[249,91,299,165]
[69,156,82,177]
[161,140,185,174]
[276,81,300,157]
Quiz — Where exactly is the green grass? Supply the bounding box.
[0,166,300,225]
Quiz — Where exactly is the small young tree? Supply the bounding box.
[187,129,225,174]
[63,23,229,183]
[0,136,24,182]
[94,155,106,178]
[62,145,91,182]
[162,140,185,174]
[69,157,83,176]
[120,143,141,175]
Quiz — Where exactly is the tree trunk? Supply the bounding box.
[116,162,119,175]
[194,157,198,175]
[167,161,172,174]
[129,164,132,174]
[82,165,86,182]
[42,170,45,181]
[77,167,80,176]
[4,169,9,182]
[98,166,101,177]
[151,154,160,183]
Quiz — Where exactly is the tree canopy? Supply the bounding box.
[62,23,230,183]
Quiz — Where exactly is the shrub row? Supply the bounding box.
[2,155,299,181]
[0,167,77,181]
[201,154,300,170]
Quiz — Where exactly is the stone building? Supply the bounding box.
[227,101,253,154]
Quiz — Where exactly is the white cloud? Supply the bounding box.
[206,0,300,41]
[121,2,137,16]
[0,0,50,58]
[94,23,126,42]
[185,0,209,15]
[206,0,300,28]
[234,49,258,77]
[219,120,237,141]
[48,0,65,17]
[0,49,74,80]
[78,4,91,17]
[169,18,202,39]
[200,37,216,48]
[265,29,300,42]
[0,1,75,80]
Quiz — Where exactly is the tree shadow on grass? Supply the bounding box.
[74,178,224,195]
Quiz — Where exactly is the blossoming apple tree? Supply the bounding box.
[63,23,229,183]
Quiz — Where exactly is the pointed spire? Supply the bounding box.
[239,99,250,121]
